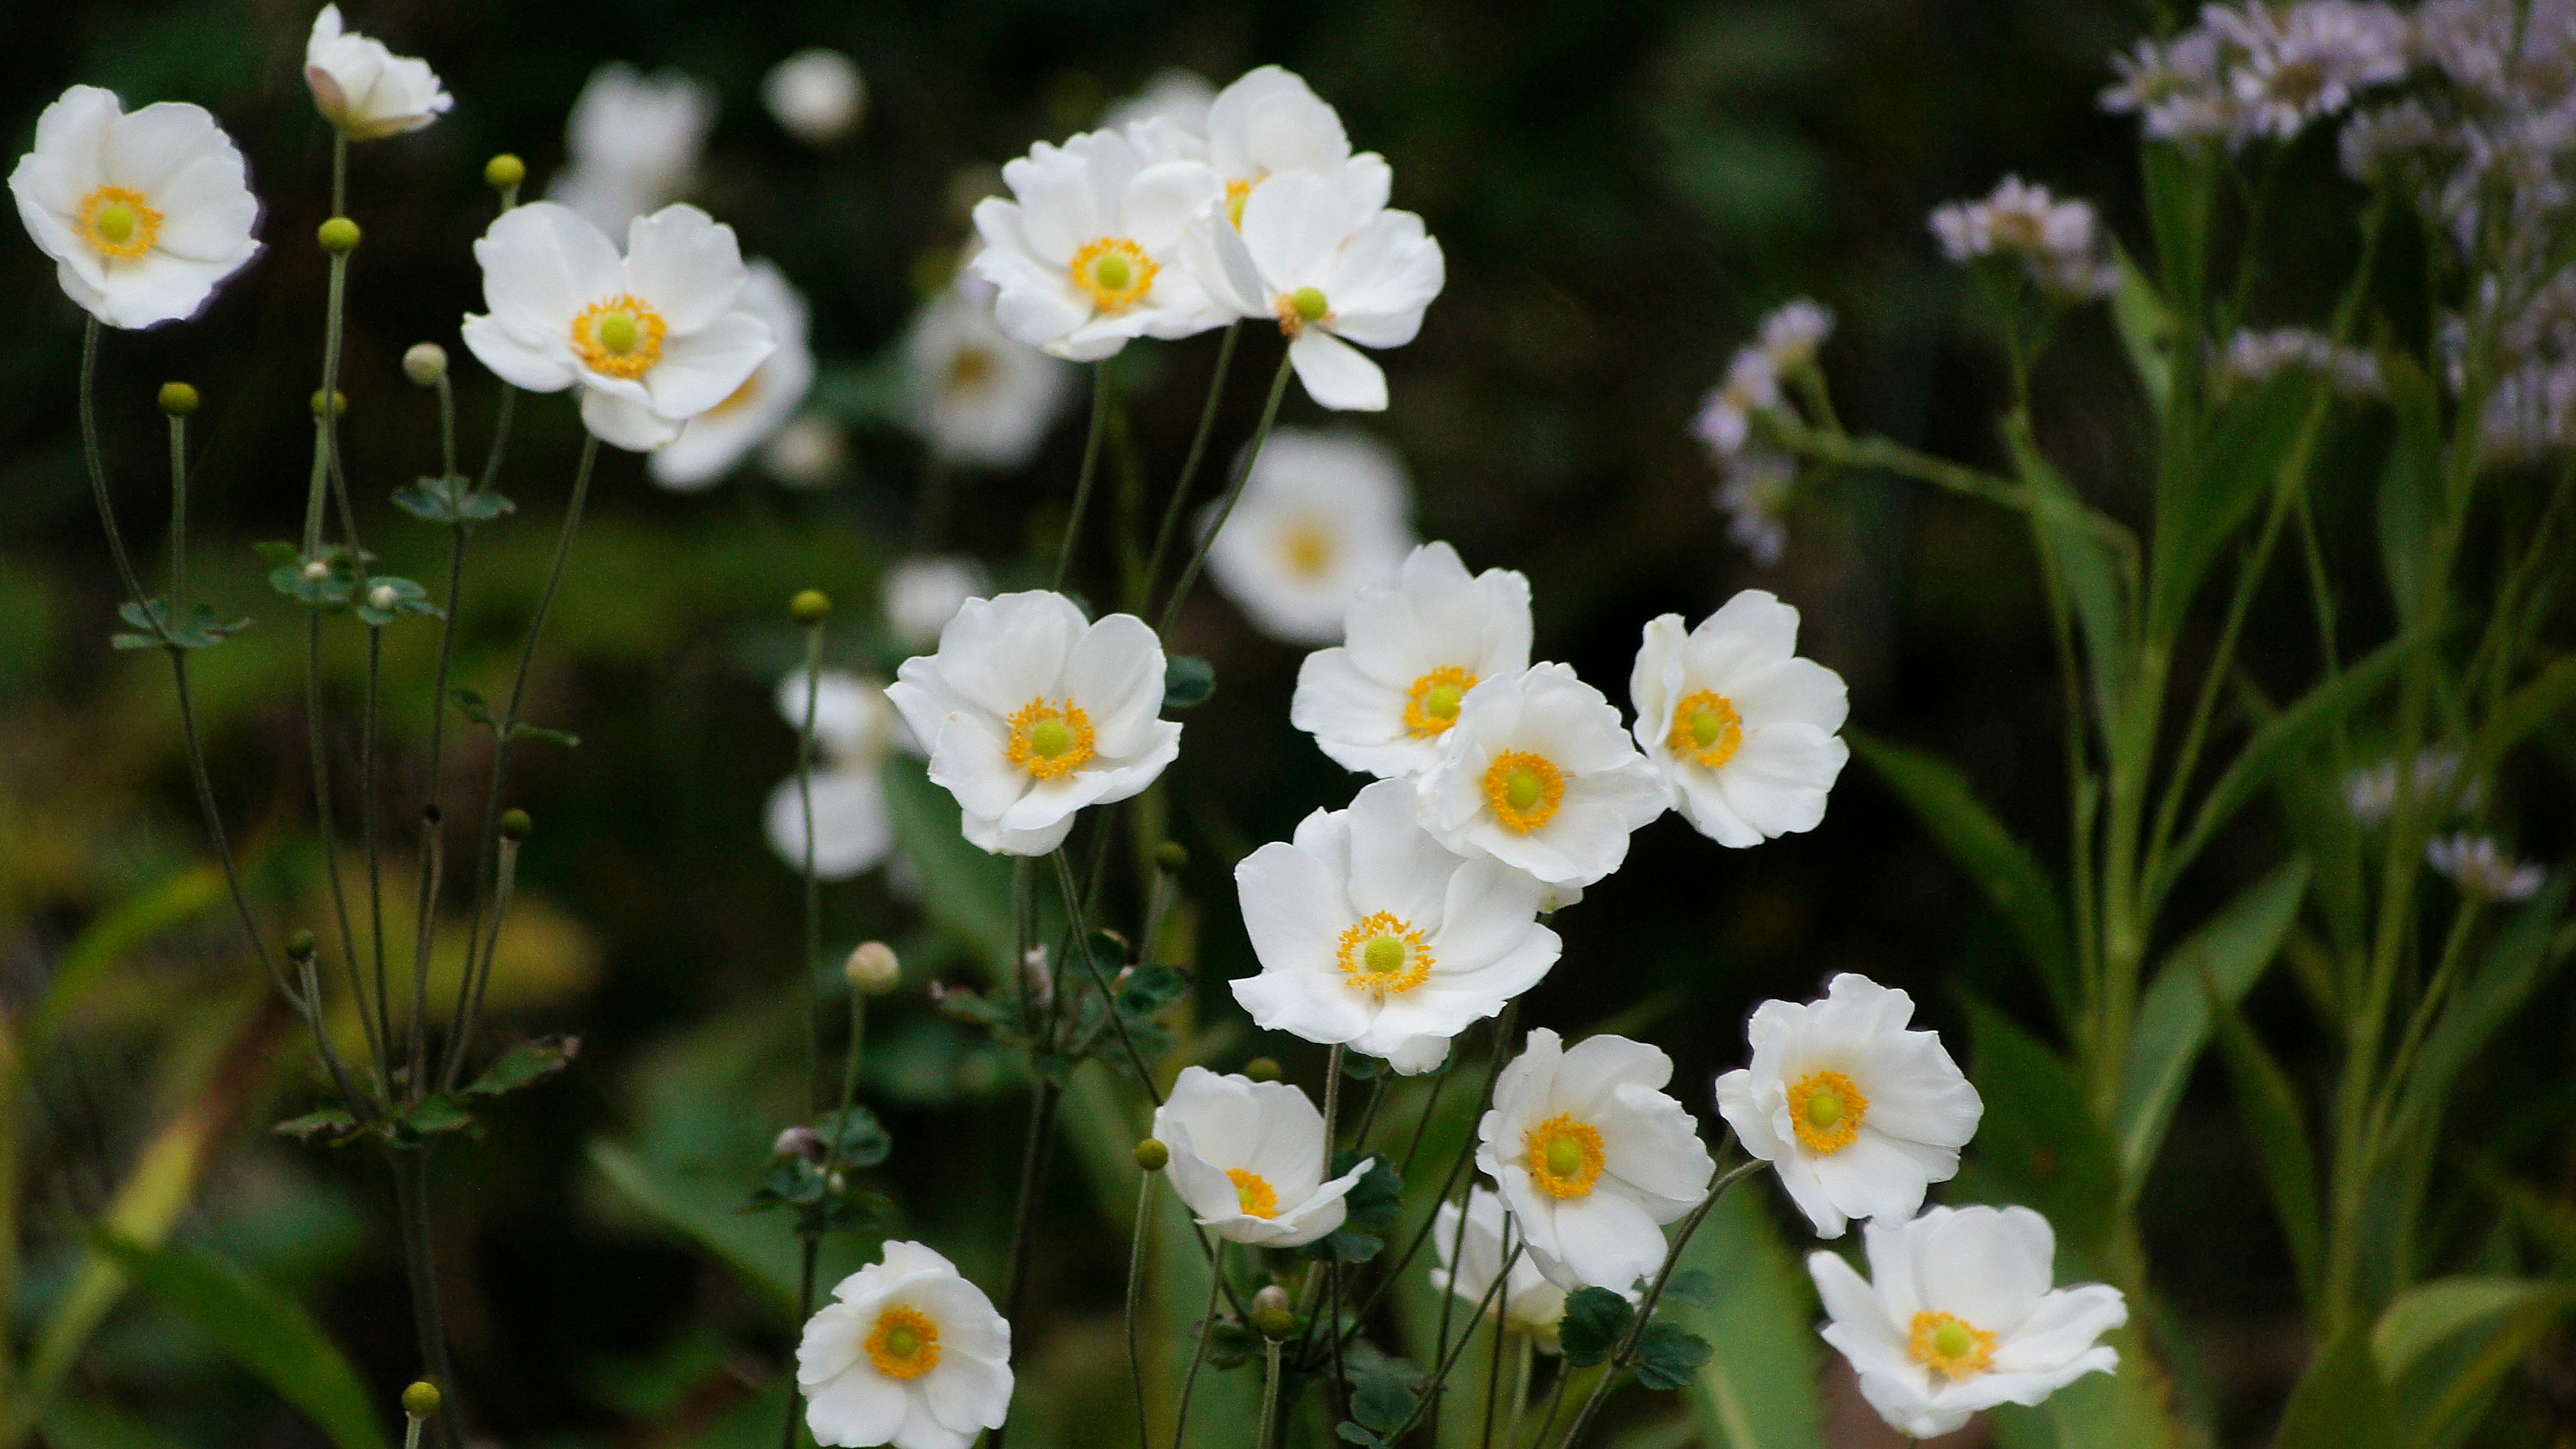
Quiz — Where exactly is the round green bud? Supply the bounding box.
[1133,1138,1170,1173]
[310,389,348,419]
[158,381,199,417]
[285,928,318,961]
[498,808,533,842]
[402,1381,441,1420]
[317,217,362,254]
[403,343,448,387]
[484,154,527,192]
[845,941,902,995]
[1152,841,1188,875]
[1251,1285,1296,1340]
[790,588,833,625]
[1244,1057,1283,1083]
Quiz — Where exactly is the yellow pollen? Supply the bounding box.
[1483,751,1565,833]
[1522,1114,1606,1199]
[80,186,162,260]
[1006,698,1097,780]
[707,368,763,418]
[1227,1168,1279,1218]
[1336,911,1434,998]
[1667,689,1743,769]
[1281,522,1335,578]
[1070,237,1157,313]
[865,1304,943,1380]
[1908,1311,1996,1381]
[1787,1070,1868,1154]
[1225,178,1254,227]
[1274,286,1333,337]
[1403,667,1477,738]
[571,294,668,380]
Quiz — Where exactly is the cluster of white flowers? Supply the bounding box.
[1690,299,1833,564]
[1930,177,2121,303]
[2343,748,2480,824]
[2426,833,2548,902]
[2102,1,2409,147]
[2221,326,2384,398]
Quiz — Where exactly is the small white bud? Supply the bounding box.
[301,559,331,582]
[368,583,400,612]
[763,49,865,146]
[1022,945,1053,1010]
[844,941,902,995]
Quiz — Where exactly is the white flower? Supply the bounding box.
[902,284,1075,469]
[1418,664,1670,894]
[2212,1,2412,144]
[1202,427,1417,645]
[1930,177,2119,303]
[765,49,865,146]
[2343,748,2477,824]
[1809,1206,2126,1440]
[9,86,262,330]
[1189,168,1445,411]
[1629,591,1850,849]
[1758,298,1835,373]
[1103,69,1218,136]
[2222,326,2384,397]
[548,64,714,235]
[767,669,906,879]
[1715,450,1796,567]
[1690,346,1782,460]
[1232,779,1560,1073]
[798,1241,1012,1449]
[883,556,991,653]
[462,203,775,452]
[1714,973,1982,1238]
[305,7,451,141]
[2101,30,2239,142]
[1430,1187,1568,1346]
[1152,1066,1375,1248]
[765,415,845,486]
[1202,66,1379,213]
[651,260,813,488]
[1290,542,1534,780]
[883,591,1179,856]
[970,128,1225,361]
[2426,833,2546,901]
[1477,1029,1715,1294]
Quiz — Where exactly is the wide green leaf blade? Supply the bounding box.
[1670,1189,1825,1449]
[2373,1277,2571,1378]
[2392,877,2572,1140]
[2270,1332,2400,1449]
[2206,986,2323,1305]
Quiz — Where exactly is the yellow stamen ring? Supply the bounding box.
[1005,698,1096,780]
[1482,750,1565,833]
[80,185,162,260]
[1335,911,1434,999]
[1069,237,1157,313]
[1403,667,1477,739]
[1522,1114,1607,1199]
[1907,1310,1996,1381]
[1787,1069,1868,1154]
[1227,1168,1279,1218]
[1667,688,1744,769]
[571,293,668,380]
[865,1304,944,1380]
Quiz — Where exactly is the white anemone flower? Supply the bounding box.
[1715,973,1982,1238]
[1417,664,1670,894]
[970,127,1225,361]
[651,260,813,488]
[305,6,451,141]
[767,669,906,880]
[9,86,262,330]
[1202,66,1384,217]
[1103,69,1218,136]
[1152,1066,1375,1248]
[1232,779,1560,1074]
[1430,1186,1568,1346]
[798,1240,1013,1449]
[765,49,865,146]
[549,64,714,234]
[1809,1206,2126,1441]
[882,556,991,653]
[1630,590,1850,848]
[1201,427,1417,645]
[1478,1029,1715,1295]
[1190,168,1446,411]
[461,202,775,452]
[1290,543,1533,780]
[901,283,1075,469]
[2426,833,2547,902]
[883,591,1180,856]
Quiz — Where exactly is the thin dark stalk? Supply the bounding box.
[1168,1246,1226,1449]
[1140,322,1241,605]
[1344,1006,1517,1342]
[408,810,443,1092]
[305,608,366,1020]
[1384,1246,1523,1446]
[1397,1060,1454,1180]
[1254,1337,1286,1449]
[1054,364,1112,590]
[164,413,186,621]
[1124,1173,1156,1449]
[1522,1365,1573,1449]
[364,625,394,1087]
[1481,1244,1513,1449]
[798,623,826,1110]
[75,321,156,617]
[1051,849,1163,1103]
[392,1150,466,1448]
[1156,350,1295,637]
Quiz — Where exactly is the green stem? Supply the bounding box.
[1055,363,1112,590]
[75,321,159,627]
[1254,1337,1286,1449]
[1168,1244,1226,1449]
[798,621,827,1111]
[1124,1173,1156,1449]
[1050,848,1164,1102]
[1140,323,1241,606]
[1156,350,1295,637]
[392,1148,466,1448]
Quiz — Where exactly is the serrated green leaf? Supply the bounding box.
[815,1104,892,1169]
[1662,1267,1717,1309]
[270,1108,366,1146]
[1633,1321,1714,1392]
[460,1034,582,1099]
[1561,1287,1635,1366]
[1350,1373,1416,1432]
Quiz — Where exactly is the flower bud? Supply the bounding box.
[484,153,526,192]
[285,928,318,961]
[499,808,532,842]
[773,1124,826,1163]
[402,1381,441,1421]
[403,343,448,387]
[311,389,348,419]
[790,588,832,625]
[1251,1285,1296,1340]
[1022,945,1053,1010]
[301,558,331,582]
[1244,1057,1283,1083]
[367,582,400,612]
[317,216,362,254]
[158,382,199,417]
[845,941,901,995]
[1152,841,1187,875]
[1133,1138,1169,1173]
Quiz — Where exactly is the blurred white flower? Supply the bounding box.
[1478,1029,1714,1295]
[883,591,1179,855]
[1152,1066,1375,1248]
[1715,973,1982,1238]
[2222,326,2384,397]
[1931,177,2119,302]
[1690,345,1782,460]
[652,260,814,488]
[1232,779,1560,1074]
[764,415,846,486]
[767,669,905,879]
[462,202,775,451]
[1417,664,1669,894]
[2211,0,2411,144]
[2101,29,2239,142]
[1630,591,1850,849]
[305,6,451,141]
[1715,449,1796,567]
[2345,749,2479,824]
[9,86,262,329]
[799,1241,1012,1449]
[1430,1187,1568,1346]
[970,127,1225,361]
[549,64,714,234]
[2426,833,2546,901]
[1202,66,1383,220]
[1201,427,1416,644]
[1103,68,1217,136]
[1290,542,1534,780]
[1758,297,1835,373]
[765,49,865,146]
[882,556,991,653]
[1810,1206,2125,1440]
[901,284,1074,469]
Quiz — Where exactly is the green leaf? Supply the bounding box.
[2373,1277,2574,1379]
[112,598,250,650]
[2465,656,2576,787]
[1163,654,1216,709]
[453,688,496,727]
[2270,1331,2400,1449]
[392,474,515,525]
[31,863,225,1046]
[1662,1267,1717,1309]
[1350,1373,1417,1433]
[1672,1189,1824,1449]
[2006,426,2134,734]
[83,1233,390,1449]
[2392,877,2571,1140]
[2114,861,2309,1189]
[352,574,443,627]
[814,1105,893,1169]
[511,722,582,748]
[588,1139,802,1309]
[1851,731,2077,1023]
[1560,1287,1635,1367]
[1114,961,1190,1020]
[270,1108,366,1146]
[2206,983,2323,1305]
[2375,353,2444,633]
[2150,372,2311,644]
[40,1399,182,1449]
[1633,1321,1714,1391]
[394,1095,477,1142]
[1955,996,2121,1263]
[460,1034,582,1099]
[2109,248,2178,415]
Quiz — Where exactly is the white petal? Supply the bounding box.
[580,384,682,450]
[1289,330,1388,412]
[623,203,749,332]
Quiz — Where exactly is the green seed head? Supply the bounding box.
[285,928,318,961]
[1244,1057,1283,1083]
[403,343,448,387]
[1134,1137,1171,1173]
[1424,684,1462,720]
[158,381,199,417]
[317,216,362,254]
[1933,1321,1976,1360]
[402,1381,442,1420]
[845,941,901,994]
[311,389,348,419]
[790,588,832,625]
[1690,710,1727,749]
[1091,252,1132,292]
[94,202,138,246]
[1028,718,1073,758]
[595,309,641,356]
[1152,841,1189,875]
[1505,769,1545,812]
[1289,286,1329,322]
[498,808,533,842]
[1804,1089,1842,1131]
[1544,1137,1586,1179]
[484,154,527,192]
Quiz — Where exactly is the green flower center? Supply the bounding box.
[1028,719,1074,759]
[1093,252,1132,292]
[1804,1089,1844,1132]
[1690,710,1729,749]
[1362,934,1407,975]
[1290,286,1329,321]
[1544,1137,1587,1179]
[1424,685,1463,720]
[1505,769,1546,812]
[1933,1322,1975,1360]
[94,202,138,246]
[596,310,642,356]
[883,1326,920,1358]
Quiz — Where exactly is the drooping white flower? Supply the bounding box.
[1152,1065,1375,1248]
[305,6,451,141]
[1201,427,1417,645]
[1232,779,1560,1073]
[1430,1186,1568,1346]
[799,1240,1013,1449]
[549,64,714,235]
[765,415,845,486]
[1291,543,1534,780]
[1690,346,1783,460]
[1809,1206,2126,1441]
[1715,973,1982,1238]
[901,282,1075,469]
[651,260,813,488]
[1417,665,1670,894]
[1477,1029,1714,1295]
[881,557,991,653]
[2426,833,2546,901]
[461,202,775,451]
[767,669,906,879]
[1930,177,2119,303]
[765,49,865,146]
[2211,0,2412,144]
[883,591,1179,856]
[1629,591,1849,849]
[1715,450,1796,567]
[969,128,1225,361]
[1758,298,1835,373]
[1103,69,1218,136]
[9,86,262,329]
